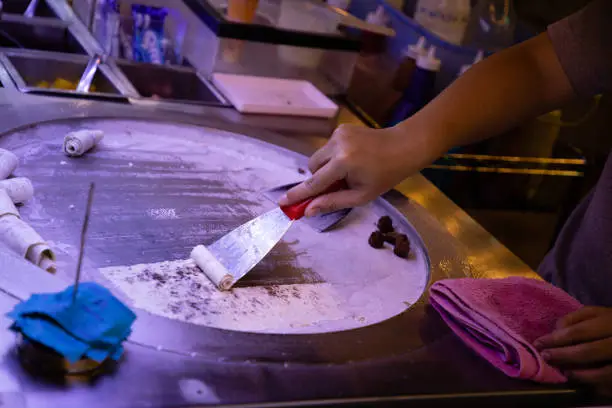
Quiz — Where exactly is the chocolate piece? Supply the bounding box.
[377,216,394,233]
[368,231,385,249]
[393,240,411,259]
[383,232,408,245]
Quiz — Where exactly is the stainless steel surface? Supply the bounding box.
[43,0,141,98]
[115,59,228,106]
[23,0,39,18]
[0,50,123,99]
[0,16,85,53]
[0,0,176,100]
[0,53,13,89]
[76,53,102,93]
[1,0,57,18]
[209,207,294,286]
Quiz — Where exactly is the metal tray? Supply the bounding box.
[0,50,126,100]
[0,16,85,54]
[115,60,228,106]
[1,0,58,18]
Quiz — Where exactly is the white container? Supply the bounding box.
[212,73,339,118]
[414,0,471,45]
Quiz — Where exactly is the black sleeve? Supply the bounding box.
[547,0,612,96]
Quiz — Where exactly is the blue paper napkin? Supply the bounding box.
[8,282,136,363]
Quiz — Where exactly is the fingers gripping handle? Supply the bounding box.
[280,181,346,221]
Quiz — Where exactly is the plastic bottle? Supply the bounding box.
[388,46,441,126]
[361,5,388,54]
[392,36,427,92]
[367,5,388,26]
[414,0,471,45]
[458,49,484,76]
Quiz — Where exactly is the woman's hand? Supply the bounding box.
[279,123,441,216]
[279,33,576,217]
[535,307,612,396]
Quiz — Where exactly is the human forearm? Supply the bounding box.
[280,34,577,214]
[398,32,575,158]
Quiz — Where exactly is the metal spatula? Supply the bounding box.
[264,182,351,232]
[194,182,345,290]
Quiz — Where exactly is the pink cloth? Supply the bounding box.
[429,277,582,383]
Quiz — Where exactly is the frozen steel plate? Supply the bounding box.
[1,118,430,339]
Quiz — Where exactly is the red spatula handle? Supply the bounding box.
[280,180,346,221]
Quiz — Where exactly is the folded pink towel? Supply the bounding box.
[429,277,582,383]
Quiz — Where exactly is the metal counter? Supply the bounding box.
[0,81,590,408]
[0,1,590,407]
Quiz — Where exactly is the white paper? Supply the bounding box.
[0,149,18,180]
[0,214,55,273]
[27,244,56,274]
[0,177,34,204]
[63,130,104,157]
[190,245,234,290]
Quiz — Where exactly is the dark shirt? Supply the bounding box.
[539,0,612,305]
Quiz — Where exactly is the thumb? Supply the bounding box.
[279,161,343,206]
[305,190,365,217]
[557,307,605,329]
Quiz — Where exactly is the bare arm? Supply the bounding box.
[280,33,576,215]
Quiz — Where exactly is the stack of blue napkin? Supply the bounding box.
[8,282,136,363]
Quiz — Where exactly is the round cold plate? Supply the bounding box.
[0,119,429,338]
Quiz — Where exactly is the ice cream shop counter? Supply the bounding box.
[0,1,604,408]
[0,74,603,408]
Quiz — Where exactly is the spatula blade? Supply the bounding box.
[208,207,292,283]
